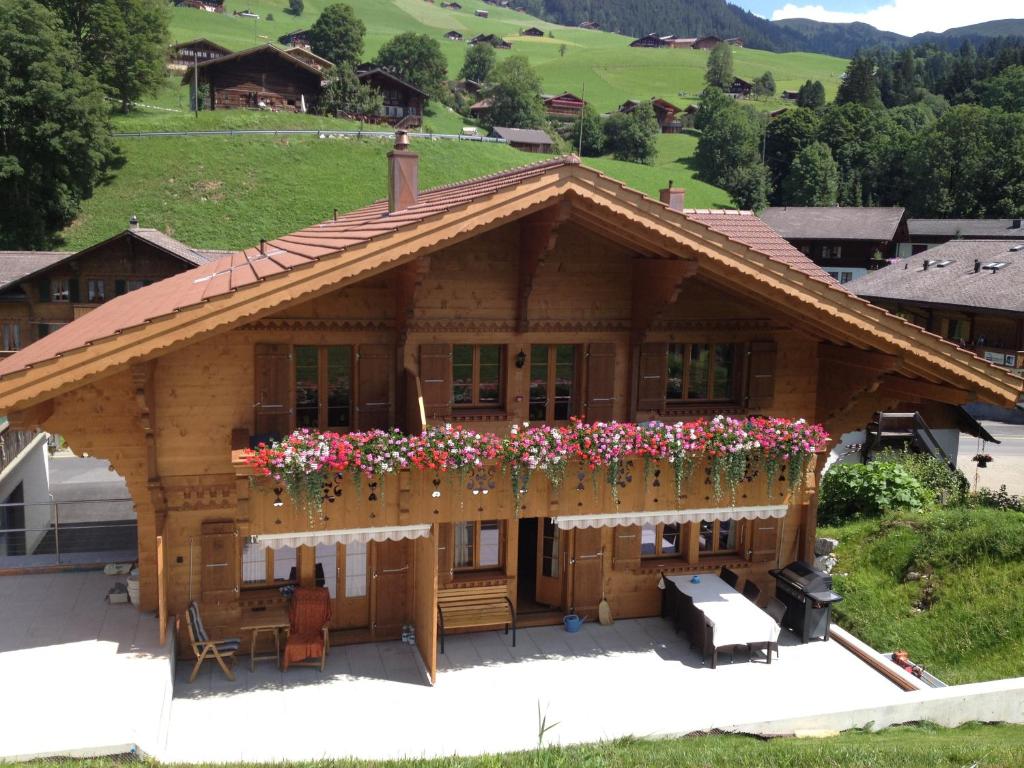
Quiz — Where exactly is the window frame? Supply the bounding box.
[698,519,738,557]
[52,278,71,303]
[452,519,505,573]
[1,322,20,352]
[452,343,506,413]
[87,279,105,303]
[528,343,580,423]
[240,541,301,589]
[640,522,683,559]
[294,344,354,432]
[665,342,740,404]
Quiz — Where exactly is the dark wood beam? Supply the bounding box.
[394,256,431,345]
[630,257,698,344]
[818,343,901,373]
[880,374,974,405]
[516,203,569,333]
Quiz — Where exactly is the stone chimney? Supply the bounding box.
[128,214,140,230]
[659,182,686,212]
[388,130,418,213]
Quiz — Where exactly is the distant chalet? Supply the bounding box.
[619,98,683,133]
[521,27,544,37]
[168,38,231,69]
[182,44,324,112]
[355,66,429,128]
[469,33,511,49]
[629,33,740,49]
[444,30,464,41]
[490,126,554,153]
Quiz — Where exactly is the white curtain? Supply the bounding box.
[552,504,788,530]
[255,524,431,550]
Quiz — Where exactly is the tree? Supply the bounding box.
[569,103,604,156]
[693,86,732,131]
[754,70,776,99]
[376,32,447,97]
[764,107,821,201]
[694,102,767,209]
[459,43,495,83]
[309,3,365,70]
[796,79,826,109]
[318,65,383,117]
[836,54,883,110]
[289,0,304,15]
[782,142,839,205]
[0,0,117,248]
[559,43,567,57]
[603,101,659,163]
[42,0,169,113]
[979,65,1024,113]
[705,43,733,90]
[480,56,545,130]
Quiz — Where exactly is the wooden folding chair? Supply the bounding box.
[185,601,241,682]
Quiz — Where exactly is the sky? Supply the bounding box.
[733,0,1022,36]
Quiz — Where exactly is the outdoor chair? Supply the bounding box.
[283,586,331,672]
[750,597,787,663]
[184,601,241,682]
[720,567,740,589]
[742,580,762,604]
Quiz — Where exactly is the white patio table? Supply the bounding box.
[666,573,781,667]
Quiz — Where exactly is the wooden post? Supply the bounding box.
[157,534,168,645]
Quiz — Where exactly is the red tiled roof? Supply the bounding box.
[0,157,836,378]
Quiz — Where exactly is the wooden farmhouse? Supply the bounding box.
[579,21,600,29]
[183,44,325,112]
[0,145,1018,683]
[522,27,544,36]
[0,220,227,354]
[542,92,586,118]
[282,46,334,72]
[693,35,724,49]
[490,126,555,153]
[729,77,755,97]
[168,38,231,70]
[278,29,311,48]
[619,98,683,133]
[469,33,511,49]
[355,67,429,128]
[444,30,464,41]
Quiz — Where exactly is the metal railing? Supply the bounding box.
[111,128,508,142]
[0,497,137,569]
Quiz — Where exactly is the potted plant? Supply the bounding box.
[972,453,993,468]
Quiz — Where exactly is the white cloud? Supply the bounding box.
[771,1,1022,36]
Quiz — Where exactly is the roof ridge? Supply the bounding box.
[415,154,580,197]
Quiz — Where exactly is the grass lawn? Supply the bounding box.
[822,504,1024,685]
[20,724,1024,766]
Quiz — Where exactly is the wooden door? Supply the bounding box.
[570,527,604,615]
[372,539,411,639]
[535,518,566,609]
[337,541,371,629]
[200,522,238,604]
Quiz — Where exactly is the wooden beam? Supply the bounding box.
[131,361,167,513]
[516,203,569,333]
[394,256,431,346]
[630,258,698,344]
[879,374,974,405]
[818,343,900,373]
[7,399,53,429]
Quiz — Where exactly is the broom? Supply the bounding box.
[598,547,613,625]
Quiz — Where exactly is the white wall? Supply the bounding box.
[0,434,51,555]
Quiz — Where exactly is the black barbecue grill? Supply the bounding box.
[770,561,843,643]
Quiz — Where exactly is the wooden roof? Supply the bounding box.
[762,206,907,242]
[0,156,1018,410]
[180,43,324,84]
[171,38,232,55]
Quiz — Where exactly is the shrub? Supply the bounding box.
[819,462,931,523]
[874,448,969,506]
[973,485,1024,512]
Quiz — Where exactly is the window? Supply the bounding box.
[453,520,504,571]
[87,279,105,303]
[641,523,682,558]
[240,542,298,586]
[126,279,148,292]
[698,520,737,556]
[295,345,353,430]
[315,543,337,598]
[540,519,560,577]
[529,344,577,422]
[452,344,503,410]
[52,278,71,302]
[946,319,970,344]
[666,343,737,402]
[1,323,20,352]
[345,541,368,598]
[820,245,841,260]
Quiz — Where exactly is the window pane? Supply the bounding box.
[315,543,337,598]
[687,344,710,400]
[541,519,560,577]
[454,522,474,568]
[477,345,501,403]
[712,344,734,400]
[479,521,501,567]
[453,344,474,404]
[241,541,267,583]
[553,345,575,420]
[326,346,352,428]
[529,345,548,421]
[718,520,736,551]
[345,542,367,598]
[661,523,681,555]
[666,344,684,400]
[640,524,657,556]
[273,546,297,582]
[698,521,713,552]
[295,346,319,428]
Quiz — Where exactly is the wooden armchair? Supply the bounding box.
[283,587,332,672]
[184,601,241,682]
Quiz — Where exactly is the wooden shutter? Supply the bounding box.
[637,342,667,413]
[356,344,393,430]
[745,340,778,412]
[253,343,291,440]
[612,525,641,571]
[114,279,126,296]
[200,521,239,604]
[419,343,452,421]
[748,518,780,563]
[584,343,616,422]
[36,278,50,303]
[68,279,80,303]
[437,523,453,587]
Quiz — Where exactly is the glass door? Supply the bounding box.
[536,518,566,608]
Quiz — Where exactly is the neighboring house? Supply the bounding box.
[579,20,600,29]
[849,240,1024,373]
[356,67,429,128]
[490,126,554,152]
[440,1,462,8]
[0,143,1016,682]
[183,44,324,112]
[760,206,909,283]
[278,29,311,48]
[781,89,799,101]
[0,219,226,352]
[475,8,488,17]
[726,37,744,46]
[541,92,586,118]
[619,98,683,133]
[450,78,482,95]
[469,33,511,48]
[692,35,723,49]
[283,46,333,72]
[679,103,699,129]
[444,30,464,41]
[468,96,493,119]
[908,218,1024,253]
[630,33,673,48]
[521,27,544,36]
[168,38,231,69]
[175,0,225,11]
[729,77,754,97]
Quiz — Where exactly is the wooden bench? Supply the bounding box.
[437,584,516,653]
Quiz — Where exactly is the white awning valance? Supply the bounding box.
[552,504,788,530]
[254,524,431,549]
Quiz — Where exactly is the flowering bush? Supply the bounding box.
[246,417,829,523]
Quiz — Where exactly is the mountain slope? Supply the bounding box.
[772,18,906,57]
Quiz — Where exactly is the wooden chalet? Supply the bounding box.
[693,35,723,49]
[0,220,225,354]
[579,21,600,29]
[440,1,462,8]
[175,0,224,12]
[283,47,334,72]
[726,37,744,46]
[781,90,800,101]
[475,8,488,17]
[182,44,324,112]
[0,146,1017,684]
[521,27,544,36]
[444,30,464,41]
[730,77,754,98]
[356,67,428,128]
[469,33,511,49]
[490,126,554,153]
[278,29,311,48]
[630,33,692,48]
[619,98,683,133]
[542,92,586,118]
[169,39,231,70]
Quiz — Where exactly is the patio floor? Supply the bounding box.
[164,617,908,763]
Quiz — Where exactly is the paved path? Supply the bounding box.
[958,422,1024,495]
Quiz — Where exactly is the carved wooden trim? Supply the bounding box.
[648,318,778,333]
[236,319,393,332]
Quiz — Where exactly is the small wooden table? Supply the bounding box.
[240,607,290,672]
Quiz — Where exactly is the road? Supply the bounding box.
[957,421,1024,496]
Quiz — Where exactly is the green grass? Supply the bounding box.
[822,504,1024,685]
[20,724,1024,767]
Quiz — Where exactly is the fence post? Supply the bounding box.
[52,495,60,565]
